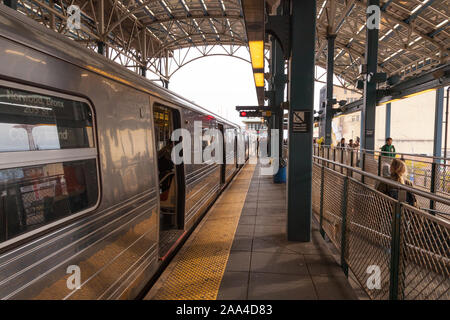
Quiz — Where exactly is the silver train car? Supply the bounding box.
[0,6,249,299]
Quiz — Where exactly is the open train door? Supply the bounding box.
[152,104,185,258]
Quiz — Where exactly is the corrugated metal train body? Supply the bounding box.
[0,7,247,299]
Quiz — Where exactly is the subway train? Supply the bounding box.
[0,6,249,299]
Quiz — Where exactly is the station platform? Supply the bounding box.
[145,163,358,300]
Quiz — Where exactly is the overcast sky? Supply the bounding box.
[168,48,327,126]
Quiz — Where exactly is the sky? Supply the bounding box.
[169,50,257,126]
[167,48,327,126]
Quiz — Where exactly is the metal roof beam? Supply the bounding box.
[403,0,436,24]
[158,0,193,44]
[144,13,241,26]
[315,0,356,61]
[198,0,208,15]
[217,0,227,16]
[381,0,393,11]
[428,20,449,38]
[177,0,206,43]
[355,0,449,55]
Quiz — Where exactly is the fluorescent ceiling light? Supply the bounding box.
[254,73,264,87]
[249,40,264,69]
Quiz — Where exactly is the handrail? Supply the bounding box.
[315,144,450,162]
[313,155,450,207]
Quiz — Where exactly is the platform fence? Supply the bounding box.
[312,155,450,300]
[313,145,450,220]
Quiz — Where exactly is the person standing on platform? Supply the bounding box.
[354,137,360,149]
[348,139,355,148]
[337,138,346,149]
[256,136,260,158]
[376,158,417,207]
[381,137,396,158]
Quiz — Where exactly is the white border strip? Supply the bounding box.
[0,148,97,170]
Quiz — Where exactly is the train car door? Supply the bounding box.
[152,104,185,257]
[235,131,238,169]
[218,124,226,184]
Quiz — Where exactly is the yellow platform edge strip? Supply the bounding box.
[152,164,256,300]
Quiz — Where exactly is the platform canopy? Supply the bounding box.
[14,0,248,83]
[11,0,450,92]
[314,0,449,89]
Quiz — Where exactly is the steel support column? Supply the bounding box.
[385,102,391,140]
[267,39,277,158]
[268,117,273,156]
[273,38,285,166]
[430,87,444,209]
[433,88,444,158]
[361,0,380,151]
[97,42,105,56]
[325,34,336,146]
[4,0,17,9]
[140,66,147,77]
[287,0,316,242]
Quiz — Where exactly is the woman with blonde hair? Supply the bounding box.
[376,158,417,206]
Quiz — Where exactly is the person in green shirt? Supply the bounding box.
[381,137,396,158]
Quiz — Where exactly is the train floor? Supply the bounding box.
[145,162,359,300]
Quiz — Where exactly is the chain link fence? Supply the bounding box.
[400,204,449,300]
[314,145,450,221]
[312,164,322,222]
[312,155,450,300]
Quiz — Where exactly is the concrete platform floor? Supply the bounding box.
[146,163,358,300]
[217,165,357,300]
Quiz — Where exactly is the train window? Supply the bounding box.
[153,107,172,152]
[0,160,98,241]
[0,83,99,244]
[201,120,219,163]
[0,86,94,152]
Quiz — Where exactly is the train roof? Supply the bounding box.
[0,5,242,129]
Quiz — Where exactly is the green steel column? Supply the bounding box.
[361,0,380,151]
[268,117,273,157]
[433,88,444,158]
[287,0,316,241]
[267,37,278,158]
[385,102,391,140]
[325,34,336,146]
[273,37,285,165]
[431,87,444,209]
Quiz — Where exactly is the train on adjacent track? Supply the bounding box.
[0,6,248,299]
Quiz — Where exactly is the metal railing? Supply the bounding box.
[312,155,449,300]
[313,145,450,220]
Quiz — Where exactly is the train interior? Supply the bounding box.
[152,105,184,257]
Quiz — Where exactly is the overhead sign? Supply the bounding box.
[236,106,271,111]
[292,111,311,133]
[238,108,272,118]
[239,111,261,117]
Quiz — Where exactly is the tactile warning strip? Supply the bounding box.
[151,164,256,300]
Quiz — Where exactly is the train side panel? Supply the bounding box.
[0,6,244,300]
[181,110,220,230]
[0,35,159,299]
